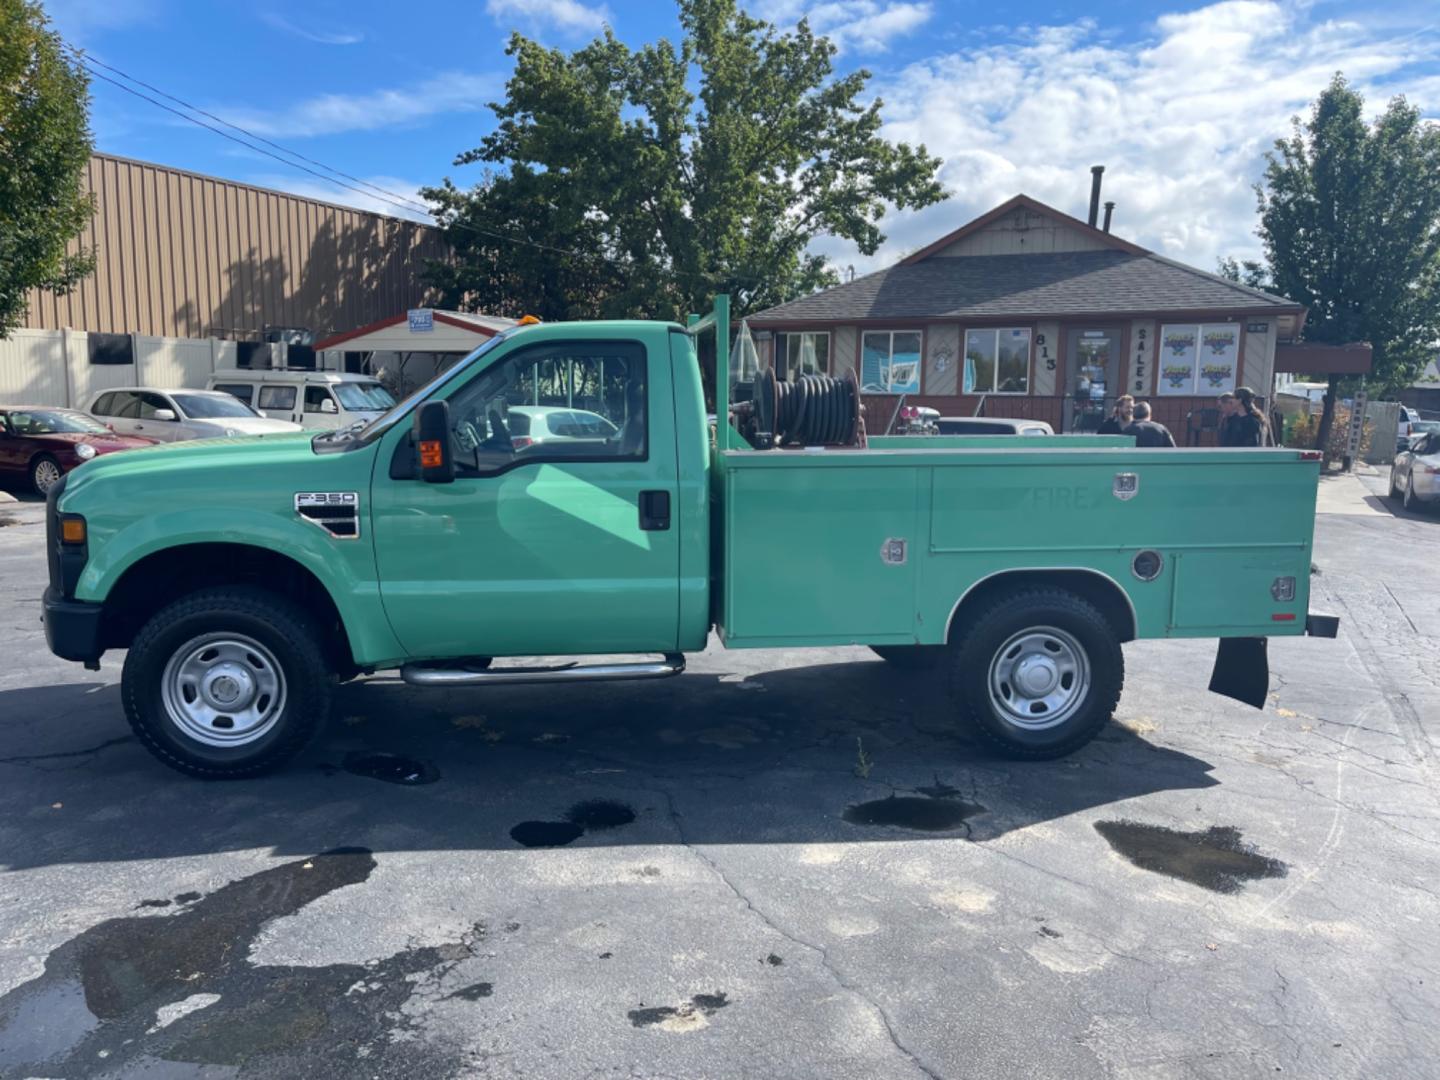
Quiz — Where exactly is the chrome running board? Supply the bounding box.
[401,654,685,687]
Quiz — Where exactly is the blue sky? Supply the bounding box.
[45,0,1440,275]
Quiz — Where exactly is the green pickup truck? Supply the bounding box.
[41,297,1336,777]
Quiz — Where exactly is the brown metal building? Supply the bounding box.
[22,153,446,341]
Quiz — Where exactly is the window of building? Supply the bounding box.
[1156,324,1239,395]
[258,385,296,411]
[774,332,830,380]
[964,328,1031,394]
[860,331,921,394]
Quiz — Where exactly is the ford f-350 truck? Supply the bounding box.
[41,297,1337,777]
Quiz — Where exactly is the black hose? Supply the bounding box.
[750,369,858,447]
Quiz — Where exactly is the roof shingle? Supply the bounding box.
[748,251,1299,323]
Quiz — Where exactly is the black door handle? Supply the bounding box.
[639,489,671,531]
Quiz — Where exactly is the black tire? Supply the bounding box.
[1403,480,1418,513]
[122,586,333,778]
[870,645,944,671]
[1389,468,1400,499]
[30,454,63,496]
[946,587,1124,760]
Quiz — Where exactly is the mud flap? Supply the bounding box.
[1208,637,1269,709]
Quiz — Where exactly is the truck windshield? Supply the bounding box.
[334,382,396,411]
[322,329,520,447]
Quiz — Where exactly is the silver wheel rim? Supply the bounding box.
[33,460,60,493]
[987,626,1091,732]
[160,632,287,748]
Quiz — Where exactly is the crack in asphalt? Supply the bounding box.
[657,786,946,1080]
[0,735,135,767]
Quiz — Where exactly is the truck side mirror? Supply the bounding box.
[320,398,337,413]
[413,399,454,484]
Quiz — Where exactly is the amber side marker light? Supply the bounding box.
[419,440,444,468]
[60,517,87,545]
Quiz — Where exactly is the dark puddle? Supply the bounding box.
[446,982,493,1001]
[342,751,440,785]
[511,799,637,848]
[0,847,476,1076]
[843,795,984,832]
[628,991,730,1028]
[510,821,584,848]
[1094,820,1288,894]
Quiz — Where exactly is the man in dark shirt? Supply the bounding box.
[1124,401,1176,447]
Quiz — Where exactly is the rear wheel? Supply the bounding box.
[1389,467,1400,499]
[1403,479,1419,513]
[122,586,333,778]
[30,454,62,496]
[947,588,1123,759]
[870,645,944,671]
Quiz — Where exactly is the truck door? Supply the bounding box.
[370,335,681,659]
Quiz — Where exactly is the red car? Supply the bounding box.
[0,406,157,495]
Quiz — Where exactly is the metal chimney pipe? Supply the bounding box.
[1088,165,1104,227]
[1102,201,1115,233]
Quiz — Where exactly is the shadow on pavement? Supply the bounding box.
[0,658,1219,870]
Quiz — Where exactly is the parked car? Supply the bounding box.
[1397,405,1426,451]
[1390,429,1440,512]
[86,388,301,442]
[936,417,1055,436]
[0,406,156,495]
[206,370,397,431]
[505,405,620,448]
[1404,419,1440,448]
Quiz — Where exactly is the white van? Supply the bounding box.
[206,370,397,431]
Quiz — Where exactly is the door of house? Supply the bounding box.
[1064,327,1124,432]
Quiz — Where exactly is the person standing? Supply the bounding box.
[1124,401,1177,447]
[1220,386,1268,447]
[1097,394,1134,435]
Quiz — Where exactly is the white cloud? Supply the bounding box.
[216,72,498,138]
[820,0,1440,275]
[485,0,610,35]
[245,174,434,223]
[259,12,363,46]
[759,1,933,52]
[43,0,158,36]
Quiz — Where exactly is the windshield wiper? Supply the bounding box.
[314,418,370,442]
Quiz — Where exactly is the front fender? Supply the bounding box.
[75,507,405,666]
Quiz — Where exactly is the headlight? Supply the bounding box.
[74,443,96,460]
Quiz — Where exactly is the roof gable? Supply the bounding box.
[901,194,1148,264]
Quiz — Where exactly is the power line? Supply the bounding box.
[69,46,776,290]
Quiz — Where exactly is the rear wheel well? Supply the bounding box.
[100,544,354,672]
[946,570,1136,644]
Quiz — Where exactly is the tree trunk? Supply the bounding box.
[1313,374,1339,456]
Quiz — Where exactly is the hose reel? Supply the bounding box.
[737,367,865,449]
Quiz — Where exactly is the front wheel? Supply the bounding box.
[30,454,62,495]
[947,588,1124,759]
[122,586,333,778]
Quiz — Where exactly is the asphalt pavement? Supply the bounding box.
[1,475,1437,1079]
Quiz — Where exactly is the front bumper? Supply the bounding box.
[43,586,104,664]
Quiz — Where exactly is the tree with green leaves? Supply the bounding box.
[0,0,95,339]
[1248,74,1440,449]
[422,0,945,323]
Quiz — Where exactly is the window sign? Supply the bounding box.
[408,308,434,333]
[861,331,921,394]
[1157,324,1239,395]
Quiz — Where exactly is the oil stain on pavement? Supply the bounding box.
[511,799,637,848]
[341,751,440,785]
[1094,820,1288,893]
[0,848,477,1077]
[843,795,984,832]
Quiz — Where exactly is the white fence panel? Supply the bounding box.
[69,336,137,409]
[136,335,215,389]
[0,329,69,405]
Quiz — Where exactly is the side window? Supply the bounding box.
[444,341,646,476]
[304,385,336,413]
[92,392,114,416]
[258,385,296,411]
[109,391,142,419]
[138,392,171,419]
[213,383,253,405]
